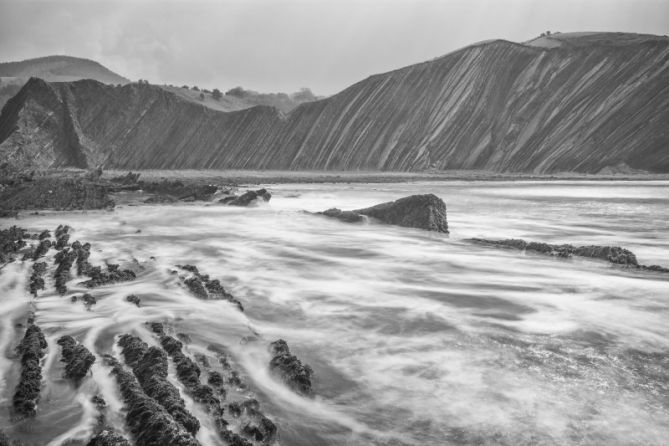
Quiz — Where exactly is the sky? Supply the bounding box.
[0,0,668,95]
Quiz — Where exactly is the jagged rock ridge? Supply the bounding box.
[1,32,668,173]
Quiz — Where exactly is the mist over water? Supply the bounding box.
[2,180,669,445]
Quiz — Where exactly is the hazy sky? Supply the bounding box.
[1,0,668,94]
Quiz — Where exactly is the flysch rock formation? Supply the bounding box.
[1,32,668,173]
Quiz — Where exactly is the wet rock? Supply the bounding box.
[0,226,29,264]
[208,371,224,388]
[320,208,364,223]
[223,188,271,206]
[0,178,114,213]
[642,264,669,273]
[320,194,449,233]
[72,293,97,308]
[29,261,47,296]
[117,335,200,435]
[72,241,93,275]
[57,335,96,385]
[229,399,277,445]
[149,322,165,336]
[160,336,219,407]
[31,239,51,260]
[54,248,77,294]
[55,225,71,249]
[86,429,131,446]
[12,322,47,417]
[103,355,199,446]
[184,276,208,298]
[219,431,253,446]
[125,294,141,307]
[469,238,668,271]
[177,264,244,311]
[38,230,51,240]
[82,264,136,288]
[268,339,313,396]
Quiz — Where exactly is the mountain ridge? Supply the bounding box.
[1,32,668,173]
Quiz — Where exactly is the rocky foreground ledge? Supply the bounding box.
[320,194,449,233]
[0,171,272,215]
[0,225,313,446]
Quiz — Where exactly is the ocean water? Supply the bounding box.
[1,180,668,445]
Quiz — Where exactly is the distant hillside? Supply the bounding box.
[0,55,129,84]
[1,32,668,173]
[160,85,321,113]
[0,55,130,110]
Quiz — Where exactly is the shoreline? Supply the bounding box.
[100,169,669,184]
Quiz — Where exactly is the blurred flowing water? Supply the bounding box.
[1,180,669,445]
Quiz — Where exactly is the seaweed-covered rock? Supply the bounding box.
[320,208,364,223]
[320,194,449,233]
[54,225,71,249]
[54,248,77,294]
[230,399,277,444]
[268,339,313,396]
[13,323,48,417]
[468,238,664,270]
[103,355,198,446]
[29,261,47,296]
[117,335,200,435]
[72,293,97,308]
[72,241,93,275]
[223,189,271,206]
[86,429,131,446]
[126,294,141,307]
[160,335,220,408]
[184,276,207,298]
[0,226,29,263]
[31,239,51,260]
[57,335,96,385]
[0,178,114,212]
[83,264,136,288]
[177,265,244,310]
[219,431,253,446]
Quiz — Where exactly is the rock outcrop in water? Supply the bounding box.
[1,33,668,173]
[12,322,47,417]
[57,335,96,385]
[221,189,272,206]
[268,340,313,396]
[103,355,199,446]
[321,194,449,233]
[117,334,200,435]
[470,238,669,272]
[29,262,47,296]
[0,226,29,264]
[0,178,114,214]
[176,264,244,311]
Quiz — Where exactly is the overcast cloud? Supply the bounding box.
[0,0,668,95]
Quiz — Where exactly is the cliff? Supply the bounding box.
[1,32,668,173]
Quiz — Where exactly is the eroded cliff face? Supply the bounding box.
[1,34,668,173]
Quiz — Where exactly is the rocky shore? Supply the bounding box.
[0,170,272,216]
[0,223,313,446]
[470,238,669,272]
